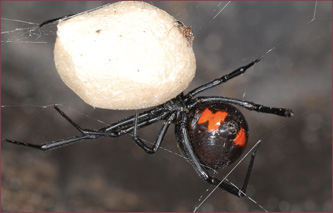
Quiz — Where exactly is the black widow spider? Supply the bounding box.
[4,59,294,197]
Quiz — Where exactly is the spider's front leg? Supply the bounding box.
[2,105,112,150]
[2,105,173,150]
[186,58,260,98]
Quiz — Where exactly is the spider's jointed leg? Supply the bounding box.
[206,141,261,197]
[132,111,176,154]
[4,134,98,150]
[53,105,94,135]
[187,59,261,98]
[3,105,106,150]
[2,106,169,150]
[193,97,294,118]
[101,106,166,133]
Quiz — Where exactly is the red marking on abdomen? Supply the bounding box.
[234,128,246,147]
[198,108,228,132]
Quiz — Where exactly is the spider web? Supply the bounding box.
[1,1,332,212]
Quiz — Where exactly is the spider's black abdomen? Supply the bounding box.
[177,103,249,170]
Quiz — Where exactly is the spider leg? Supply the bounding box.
[191,97,294,117]
[116,110,170,136]
[54,105,119,136]
[101,106,165,133]
[34,105,166,137]
[3,135,97,150]
[53,105,87,134]
[2,106,169,150]
[187,59,260,98]
[177,111,260,197]
[215,141,261,197]
[2,105,108,150]
[132,111,176,154]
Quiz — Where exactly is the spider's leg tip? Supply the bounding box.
[286,109,294,117]
[290,111,295,117]
[2,139,24,146]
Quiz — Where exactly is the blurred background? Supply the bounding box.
[1,1,332,212]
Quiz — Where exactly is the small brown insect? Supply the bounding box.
[174,20,194,46]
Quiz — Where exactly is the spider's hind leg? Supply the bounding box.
[207,141,261,197]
